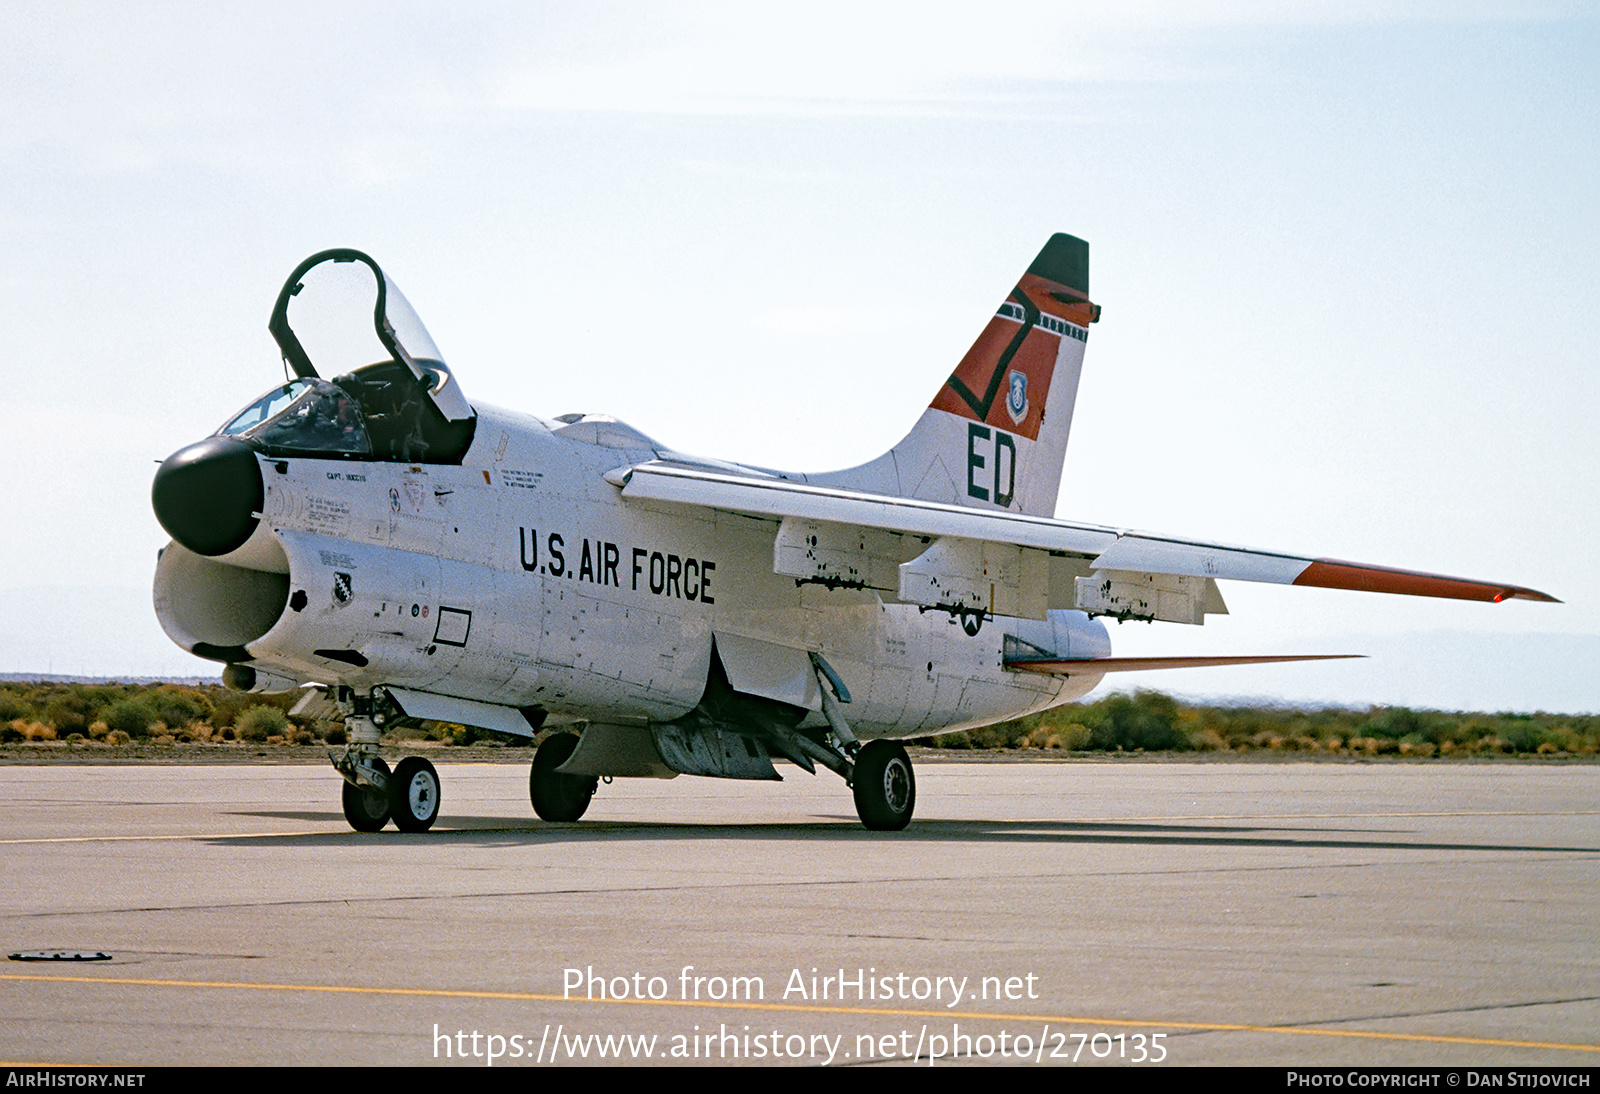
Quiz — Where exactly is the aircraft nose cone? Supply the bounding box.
[152,436,265,556]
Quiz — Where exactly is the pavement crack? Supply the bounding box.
[1295,994,1600,1027]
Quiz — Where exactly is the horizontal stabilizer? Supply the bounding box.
[1006,654,1363,677]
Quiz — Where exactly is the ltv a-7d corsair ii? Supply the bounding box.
[151,237,1555,833]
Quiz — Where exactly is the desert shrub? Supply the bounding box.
[148,686,211,731]
[45,695,92,733]
[968,723,1022,748]
[1365,707,1423,740]
[42,685,129,733]
[1054,722,1092,749]
[14,721,56,741]
[1017,721,1090,750]
[1500,719,1543,753]
[1088,691,1186,751]
[209,690,256,729]
[211,688,298,729]
[0,693,32,722]
[236,705,289,741]
[103,698,158,738]
[17,680,1589,757]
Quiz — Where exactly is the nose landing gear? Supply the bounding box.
[529,732,598,822]
[391,756,441,832]
[330,690,442,833]
[340,755,391,832]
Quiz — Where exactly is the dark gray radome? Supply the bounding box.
[151,435,264,556]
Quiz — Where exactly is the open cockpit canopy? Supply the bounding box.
[224,250,475,462]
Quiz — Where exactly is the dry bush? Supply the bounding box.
[236,705,289,742]
[1054,722,1091,750]
[0,692,32,722]
[103,699,157,738]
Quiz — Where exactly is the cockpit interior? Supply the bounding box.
[222,248,476,464]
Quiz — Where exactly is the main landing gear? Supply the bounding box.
[850,740,916,831]
[810,652,916,831]
[331,691,441,833]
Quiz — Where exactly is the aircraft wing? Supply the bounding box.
[608,462,1557,622]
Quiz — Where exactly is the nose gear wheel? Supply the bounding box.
[341,756,391,832]
[530,733,598,822]
[391,756,441,832]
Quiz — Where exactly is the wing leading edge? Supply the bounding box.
[609,462,1558,613]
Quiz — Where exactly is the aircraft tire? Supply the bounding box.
[341,756,392,832]
[530,733,597,822]
[852,740,915,831]
[390,756,441,832]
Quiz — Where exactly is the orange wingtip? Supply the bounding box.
[1005,654,1363,676]
[1292,560,1560,603]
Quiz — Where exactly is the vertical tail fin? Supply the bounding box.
[812,233,1098,517]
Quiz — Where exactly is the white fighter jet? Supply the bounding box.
[150,238,1555,833]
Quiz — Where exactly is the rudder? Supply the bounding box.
[811,233,1099,517]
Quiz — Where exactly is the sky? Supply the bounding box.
[1,2,1595,712]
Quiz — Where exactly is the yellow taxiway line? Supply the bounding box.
[3,972,1596,1055]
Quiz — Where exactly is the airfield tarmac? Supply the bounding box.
[0,757,1595,1068]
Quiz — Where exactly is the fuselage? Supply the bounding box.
[154,400,1110,740]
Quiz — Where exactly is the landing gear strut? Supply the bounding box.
[330,687,443,833]
[811,653,916,831]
